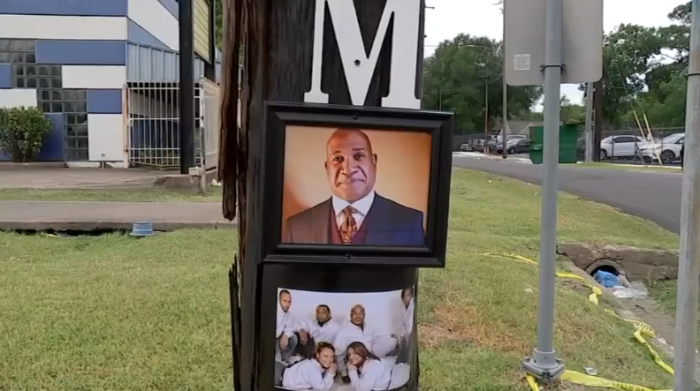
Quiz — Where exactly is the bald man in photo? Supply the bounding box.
[284,128,425,246]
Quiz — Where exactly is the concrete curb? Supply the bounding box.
[0,221,237,231]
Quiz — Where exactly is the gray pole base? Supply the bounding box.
[522,351,565,382]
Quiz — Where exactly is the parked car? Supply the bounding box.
[489,135,526,153]
[495,137,531,154]
[599,135,647,160]
[459,143,472,151]
[472,139,486,152]
[638,133,684,164]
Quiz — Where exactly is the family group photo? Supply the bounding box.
[281,126,432,247]
[274,286,416,391]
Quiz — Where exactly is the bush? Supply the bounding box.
[0,106,52,162]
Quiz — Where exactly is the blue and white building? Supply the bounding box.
[0,0,220,168]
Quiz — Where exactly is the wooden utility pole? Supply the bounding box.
[592,79,603,161]
[219,1,426,390]
[179,0,196,174]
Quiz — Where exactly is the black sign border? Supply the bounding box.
[260,101,453,267]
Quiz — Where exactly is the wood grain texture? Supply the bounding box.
[220,1,426,389]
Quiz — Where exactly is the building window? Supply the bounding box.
[0,39,90,162]
[0,39,34,64]
[63,91,89,161]
[35,67,66,113]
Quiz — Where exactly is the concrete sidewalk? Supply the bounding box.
[0,165,165,190]
[452,151,532,163]
[0,201,236,231]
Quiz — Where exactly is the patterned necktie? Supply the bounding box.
[340,206,358,244]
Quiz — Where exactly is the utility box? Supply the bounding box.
[529,125,579,164]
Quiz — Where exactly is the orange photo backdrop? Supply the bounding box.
[282,126,432,236]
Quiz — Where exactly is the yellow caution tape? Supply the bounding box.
[604,309,656,337]
[560,370,672,391]
[482,251,675,389]
[482,251,538,266]
[525,374,540,391]
[633,329,674,375]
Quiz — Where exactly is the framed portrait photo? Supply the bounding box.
[260,102,453,267]
[271,286,417,391]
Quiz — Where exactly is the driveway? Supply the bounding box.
[452,158,683,233]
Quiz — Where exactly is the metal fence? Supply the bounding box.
[126,78,221,170]
[198,78,220,171]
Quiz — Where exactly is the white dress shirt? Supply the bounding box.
[334,321,379,356]
[332,191,376,230]
[300,318,341,345]
[281,359,335,391]
[400,299,415,338]
[348,359,392,391]
[277,305,297,339]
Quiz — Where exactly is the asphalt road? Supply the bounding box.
[453,158,683,233]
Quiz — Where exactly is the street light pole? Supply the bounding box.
[484,82,489,153]
[501,8,509,159]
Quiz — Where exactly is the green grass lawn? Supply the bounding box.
[0,169,679,391]
[576,161,681,173]
[0,187,222,202]
[649,281,700,349]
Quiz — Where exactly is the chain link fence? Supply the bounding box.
[453,127,686,167]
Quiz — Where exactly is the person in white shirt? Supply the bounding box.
[334,305,380,383]
[276,290,299,363]
[390,287,415,364]
[297,304,341,359]
[346,341,392,391]
[281,342,338,391]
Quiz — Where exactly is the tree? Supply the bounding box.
[595,24,664,128]
[560,96,586,125]
[422,34,542,134]
[215,0,223,49]
[581,2,691,130]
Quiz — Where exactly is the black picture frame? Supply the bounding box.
[260,101,453,267]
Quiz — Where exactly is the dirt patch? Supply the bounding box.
[418,323,463,349]
[558,277,593,297]
[425,303,530,353]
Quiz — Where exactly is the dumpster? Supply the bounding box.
[529,124,579,164]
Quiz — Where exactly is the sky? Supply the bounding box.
[423,0,687,107]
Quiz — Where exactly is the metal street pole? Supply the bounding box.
[502,8,509,159]
[674,0,700,389]
[522,0,565,381]
[484,82,489,153]
[584,82,594,162]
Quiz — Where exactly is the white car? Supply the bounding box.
[638,133,684,164]
[459,143,472,151]
[599,135,647,160]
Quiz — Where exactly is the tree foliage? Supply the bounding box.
[0,106,52,163]
[215,0,223,49]
[422,34,542,134]
[585,1,691,129]
[213,1,691,130]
